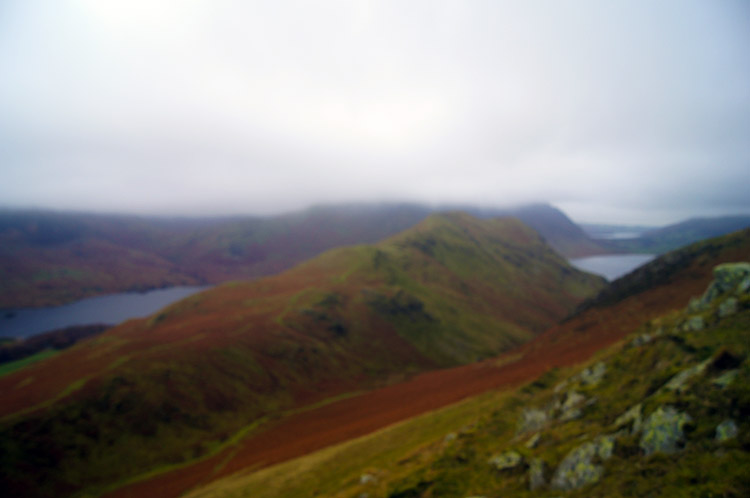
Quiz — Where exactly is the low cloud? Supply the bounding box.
[0,1,748,224]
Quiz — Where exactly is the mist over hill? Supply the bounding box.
[0,203,607,309]
[600,215,750,255]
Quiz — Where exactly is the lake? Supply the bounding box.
[0,286,208,339]
[569,254,656,281]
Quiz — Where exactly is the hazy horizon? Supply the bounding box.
[1,1,749,225]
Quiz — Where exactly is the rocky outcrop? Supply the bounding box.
[488,450,523,470]
[577,361,607,386]
[639,406,693,456]
[690,262,750,312]
[661,359,711,393]
[518,408,548,434]
[614,403,643,434]
[715,419,738,442]
[559,390,586,421]
[550,435,615,490]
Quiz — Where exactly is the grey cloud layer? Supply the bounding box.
[0,0,748,224]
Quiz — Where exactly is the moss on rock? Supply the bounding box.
[639,405,693,456]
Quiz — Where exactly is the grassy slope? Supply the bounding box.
[103,229,750,498]
[0,349,59,377]
[0,213,603,497]
[187,240,750,498]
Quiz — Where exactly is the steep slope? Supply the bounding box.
[181,237,750,498]
[605,215,750,254]
[333,263,750,498]
[83,230,750,498]
[0,213,603,497]
[490,204,614,258]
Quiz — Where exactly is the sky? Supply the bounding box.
[0,0,748,225]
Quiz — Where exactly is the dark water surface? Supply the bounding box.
[1,286,208,339]
[569,254,656,281]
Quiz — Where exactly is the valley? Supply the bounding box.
[0,212,603,497]
[0,208,748,498]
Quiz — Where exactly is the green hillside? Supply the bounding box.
[378,264,750,497]
[189,260,750,498]
[0,213,603,497]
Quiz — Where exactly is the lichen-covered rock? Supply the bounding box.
[529,458,546,491]
[551,442,603,490]
[688,296,707,313]
[550,435,615,491]
[640,406,693,456]
[631,332,653,347]
[614,403,643,434]
[712,369,739,388]
[597,434,616,460]
[558,390,586,421]
[716,419,738,442]
[518,408,548,433]
[561,390,586,411]
[488,450,523,470]
[700,262,750,305]
[739,275,750,294]
[578,361,607,386]
[718,297,739,318]
[682,315,705,332]
[560,407,583,422]
[662,359,711,393]
[550,436,615,491]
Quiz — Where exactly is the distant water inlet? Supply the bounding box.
[569,254,656,281]
[0,286,208,339]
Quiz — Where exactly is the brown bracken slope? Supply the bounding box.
[106,230,750,498]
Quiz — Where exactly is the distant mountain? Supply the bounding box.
[598,215,750,254]
[0,203,607,309]
[479,204,613,258]
[0,213,604,497]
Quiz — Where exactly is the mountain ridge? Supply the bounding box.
[0,203,607,309]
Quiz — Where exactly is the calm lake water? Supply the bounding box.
[569,254,656,281]
[0,286,208,339]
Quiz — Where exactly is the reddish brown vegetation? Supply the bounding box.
[105,232,749,498]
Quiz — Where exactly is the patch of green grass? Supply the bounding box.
[185,390,508,498]
[0,349,59,377]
